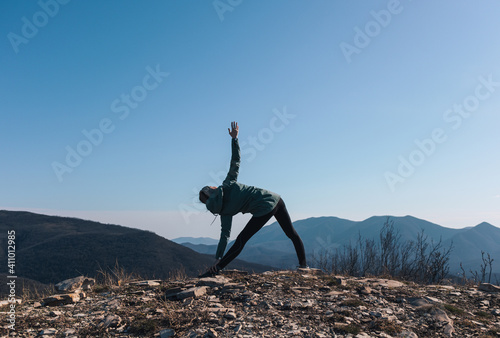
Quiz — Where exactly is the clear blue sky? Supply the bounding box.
[1,0,499,239]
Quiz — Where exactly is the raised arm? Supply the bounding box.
[228,121,239,139]
[223,122,240,185]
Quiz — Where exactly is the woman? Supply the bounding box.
[199,122,307,277]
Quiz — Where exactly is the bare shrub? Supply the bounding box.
[310,217,453,284]
[463,251,495,285]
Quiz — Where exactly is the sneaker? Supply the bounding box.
[297,264,309,269]
[198,266,221,278]
[198,270,217,278]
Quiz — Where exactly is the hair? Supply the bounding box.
[199,187,210,204]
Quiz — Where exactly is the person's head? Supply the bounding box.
[199,186,217,204]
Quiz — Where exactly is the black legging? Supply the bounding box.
[216,198,306,270]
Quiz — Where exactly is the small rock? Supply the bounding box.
[207,328,218,337]
[197,276,230,287]
[100,314,122,328]
[298,267,324,275]
[399,330,418,338]
[175,286,208,300]
[222,283,246,291]
[43,293,80,306]
[63,328,77,336]
[39,328,57,335]
[443,322,455,337]
[224,311,237,320]
[48,310,61,317]
[479,299,490,306]
[385,315,397,322]
[478,283,500,293]
[429,307,452,324]
[55,276,95,293]
[0,299,21,307]
[129,280,162,287]
[408,297,439,307]
[428,285,455,290]
[326,290,344,296]
[164,287,184,299]
[372,279,405,288]
[159,328,175,337]
[355,333,372,338]
[425,296,442,303]
[383,308,394,315]
[155,308,166,315]
[360,286,372,295]
[379,334,394,338]
[187,331,198,338]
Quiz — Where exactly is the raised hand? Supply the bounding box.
[228,121,239,139]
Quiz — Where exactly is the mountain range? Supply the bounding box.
[0,210,273,291]
[173,215,500,275]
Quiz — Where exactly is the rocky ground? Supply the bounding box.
[2,269,500,337]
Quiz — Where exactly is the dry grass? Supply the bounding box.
[334,323,361,335]
[370,319,403,335]
[96,260,139,287]
[20,282,54,302]
[168,266,188,281]
[444,303,465,316]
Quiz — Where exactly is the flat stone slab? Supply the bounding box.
[297,268,323,275]
[206,307,234,313]
[175,286,208,300]
[478,283,500,293]
[43,293,81,307]
[428,285,455,290]
[197,276,230,287]
[129,280,162,287]
[408,296,443,307]
[0,299,21,306]
[39,328,57,335]
[159,329,175,338]
[363,278,405,288]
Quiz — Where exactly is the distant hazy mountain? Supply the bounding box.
[0,211,274,286]
[172,237,219,246]
[180,243,218,255]
[179,215,500,274]
[445,222,500,273]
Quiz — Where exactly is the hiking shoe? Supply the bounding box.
[198,266,221,278]
[198,271,217,278]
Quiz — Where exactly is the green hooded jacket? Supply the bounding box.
[205,138,281,259]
